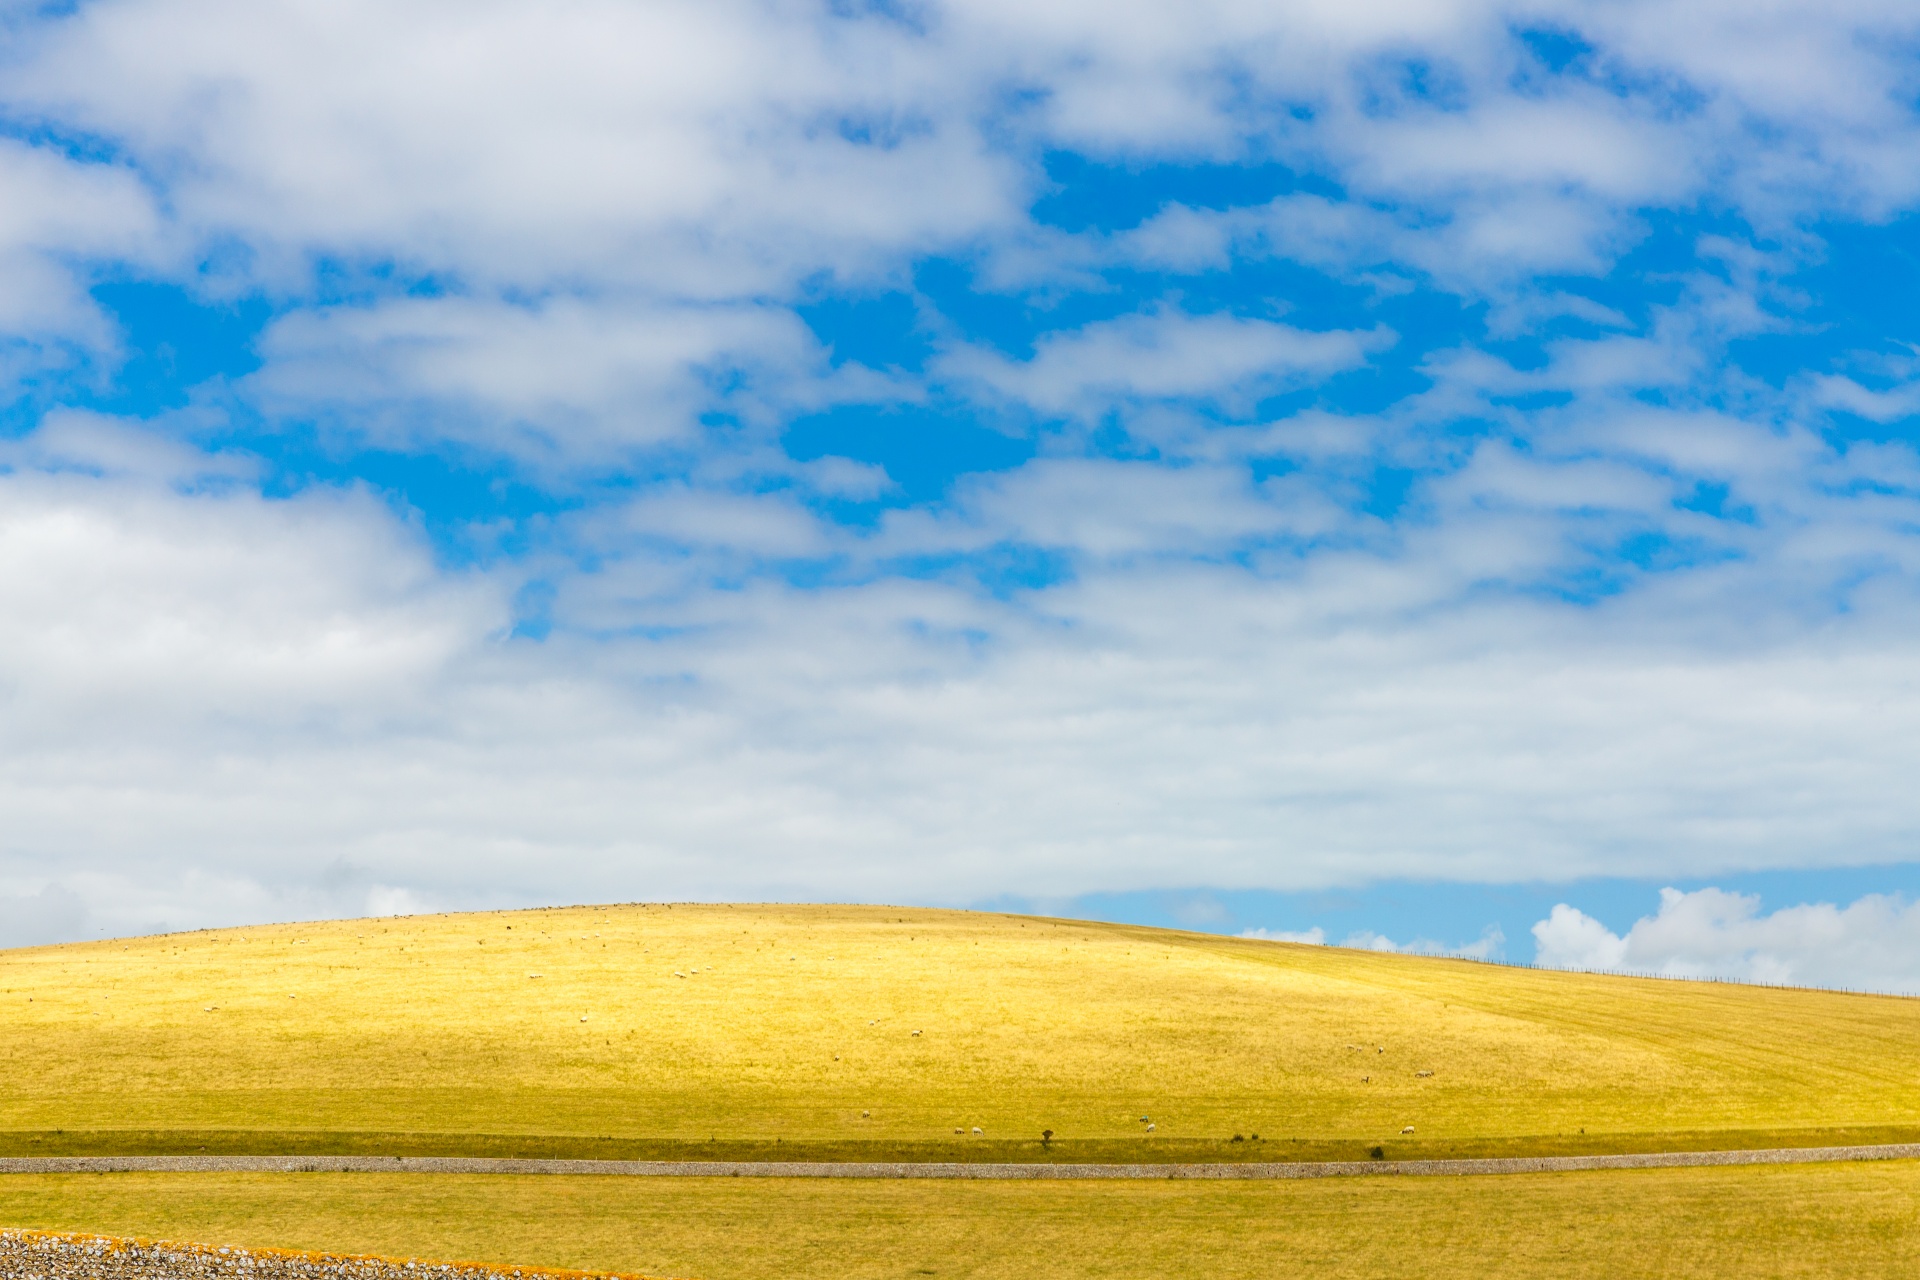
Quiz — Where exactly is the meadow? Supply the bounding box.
[4,1164,1920,1279]
[2,902,1917,1159]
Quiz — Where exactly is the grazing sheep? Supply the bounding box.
[1401,1126,1415,1134]
[972,1126,983,1135]
[1416,1070,1434,1078]
[1146,1123,1155,1132]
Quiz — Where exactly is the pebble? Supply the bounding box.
[0,1229,651,1280]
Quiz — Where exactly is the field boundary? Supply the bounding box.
[3,1144,1919,1179]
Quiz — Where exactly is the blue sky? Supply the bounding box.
[4,0,1920,989]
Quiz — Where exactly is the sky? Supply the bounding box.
[3,0,1920,989]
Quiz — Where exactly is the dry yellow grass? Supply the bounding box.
[5,1164,1920,1279]
[2,902,1917,1155]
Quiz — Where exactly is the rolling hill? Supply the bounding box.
[2,902,1916,1161]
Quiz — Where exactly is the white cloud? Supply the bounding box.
[1246,921,1508,959]
[1808,371,1920,424]
[0,449,500,732]
[1533,888,1920,993]
[11,0,1018,291]
[2,1,1920,946]
[1338,926,1505,961]
[9,419,1920,943]
[0,139,162,352]
[0,0,1912,455]
[251,295,826,459]
[1243,926,1327,944]
[877,458,1346,560]
[938,311,1388,419]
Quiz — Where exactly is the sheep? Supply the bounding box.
[1401,1126,1415,1134]
[1416,1070,1434,1078]
[1146,1123,1155,1132]
[972,1126,983,1135]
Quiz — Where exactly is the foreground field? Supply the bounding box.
[4,1164,1919,1279]
[2,903,1918,1157]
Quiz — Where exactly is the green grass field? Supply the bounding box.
[2,902,1917,1160]
[5,1164,1920,1279]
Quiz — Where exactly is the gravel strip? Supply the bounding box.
[2,1145,1918,1179]
[0,1228,660,1280]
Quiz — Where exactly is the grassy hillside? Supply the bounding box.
[2,902,1917,1159]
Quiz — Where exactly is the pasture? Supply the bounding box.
[1,902,1916,1159]
[4,1163,1920,1279]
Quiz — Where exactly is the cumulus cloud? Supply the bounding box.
[0,444,500,732]
[875,457,1346,560]
[9,413,1920,944]
[937,311,1389,419]
[1242,927,1327,945]
[9,0,1017,289]
[1533,889,1920,993]
[1340,927,1506,961]
[1243,925,1505,959]
[251,295,828,459]
[1,0,1920,946]
[0,139,162,356]
[0,0,1912,452]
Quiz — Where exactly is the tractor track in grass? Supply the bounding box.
[4,1144,1920,1179]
